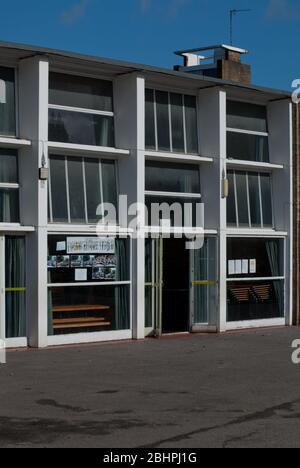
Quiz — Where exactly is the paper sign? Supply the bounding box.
[249,259,257,274]
[75,269,87,282]
[228,260,235,275]
[242,260,249,275]
[67,237,115,254]
[56,241,66,252]
[235,260,242,275]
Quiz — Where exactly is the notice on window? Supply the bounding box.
[249,259,257,274]
[228,260,235,275]
[75,269,88,282]
[56,241,66,252]
[235,260,242,275]
[67,237,115,254]
[242,260,249,275]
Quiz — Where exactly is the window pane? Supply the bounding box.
[85,158,101,223]
[156,91,170,151]
[227,171,237,226]
[145,89,156,150]
[227,131,269,162]
[49,73,113,112]
[145,161,200,193]
[235,171,249,227]
[227,100,268,133]
[49,109,115,147]
[50,156,68,222]
[184,95,198,154]
[5,236,26,338]
[170,93,185,153]
[102,160,118,223]
[0,189,19,222]
[67,157,85,223]
[145,196,201,227]
[260,173,273,227]
[0,149,18,183]
[248,172,261,227]
[0,67,16,136]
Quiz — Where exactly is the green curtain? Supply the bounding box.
[5,236,26,338]
[266,240,284,316]
[114,239,129,330]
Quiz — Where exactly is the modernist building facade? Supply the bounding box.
[0,41,293,349]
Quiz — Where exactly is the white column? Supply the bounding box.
[198,87,227,331]
[114,73,145,339]
[18,57,49,348]
[268,99,293,325]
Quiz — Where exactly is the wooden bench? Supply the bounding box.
[52,304,111,330]
[229,286,250,303]
[251,284,272,302]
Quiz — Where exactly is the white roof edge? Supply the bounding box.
[221,44,249,54]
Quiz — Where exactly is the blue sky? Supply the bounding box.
[0,0,299,91]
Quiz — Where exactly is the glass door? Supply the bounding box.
[145,237,163,336]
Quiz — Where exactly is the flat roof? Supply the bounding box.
[0,39,291,101]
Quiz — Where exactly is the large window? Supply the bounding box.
[48,155,118,224]
[227,100,269,162]
[48,235,130,335]
[49,73,115,147]
[227,170,273,228]
[5,236,26,338]
[0,149,19,223]
[145,89,198,154]
[227,238,284,322]
[0,67,16,137]
[145,162,201,227]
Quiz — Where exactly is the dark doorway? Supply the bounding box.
[162,238,190,334]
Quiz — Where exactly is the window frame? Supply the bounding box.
[48,154,119,225]
[0,64,18,139]
[227,169,274,229]
[0,148,20,225]
[145,86,199,155]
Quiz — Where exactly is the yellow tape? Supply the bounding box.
[192,281,218,286]
[5,288,26,293]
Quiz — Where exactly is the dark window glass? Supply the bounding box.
[102,160,118,222]
[184,95,198,154]
[248,172,261,227]
[260,173,273,227]
[49,73,113,112]
[170,93,185,153]
[156,91,170,151]
[145,196,201,227]
[0,67,16,137]
[145,89,156,150]
[0,189,19,222]
[67,157,85,223]
[227,100,268,133]
[0,149,18,183]
[235,171,249,227]
[49,109,115,147]
[227,171,236,225]
[227,131,269,162]
[145,161,200,193]
[85,158,101,223]
[50,156,68,222]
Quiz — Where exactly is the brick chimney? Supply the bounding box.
[174,44,251,84]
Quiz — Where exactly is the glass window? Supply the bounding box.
[145,196,201,227]
[145,89,156,150]
[145,89,198,154]
[145,161,200,193]
[227,100,268,133]
[49,108,115,147]
[228,170,273,229]
[0,149,19,223]
[0,190,19,223]
[5,236,26,338]
[170,93,185,153]
[156,91,170,151]
[184,95,198,154]
[0,149,18,183]
[49,156,69,223]
[49,155,118,225]
[227,131,269,162]
[67,157,86,223]
[49,73,113,112]
[0,67,16,137]
[47,236,130,335]
[235,171,249,227]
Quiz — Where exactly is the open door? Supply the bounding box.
[145,237,163,337]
